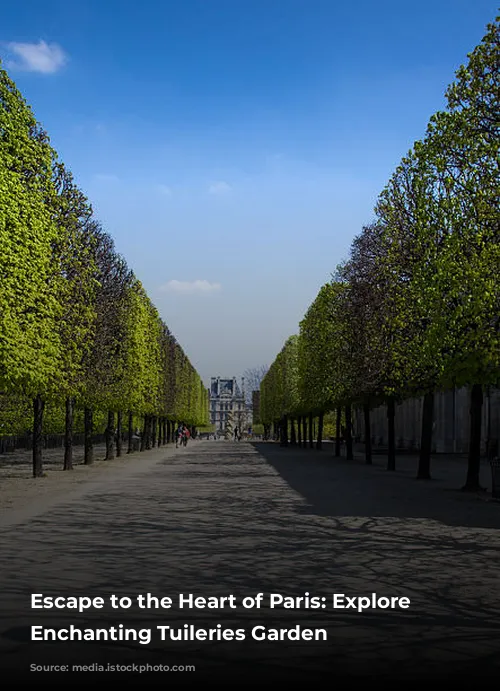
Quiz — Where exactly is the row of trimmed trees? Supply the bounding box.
[0,64,209,477]
[260,17,499,491]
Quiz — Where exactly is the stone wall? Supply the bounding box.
[353,387,500,457]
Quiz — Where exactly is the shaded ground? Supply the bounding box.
[0,443,109,512]
[0,440,499,681]
[262,441,497,528]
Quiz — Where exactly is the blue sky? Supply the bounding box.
[1,0,497,384]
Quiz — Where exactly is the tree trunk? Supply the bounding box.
[463,384,484,491]
[283,415,289,446]
[32,394,45,478]
[417,392,434,479]
[146,416,152,450]
[105,410,115,460]
[316,412,324,450]
[345,405,353,460]
[84,407,93,465]
[64,396,74,470]
[151,416,157,448]
[363,403,372,465]
[167,420,171,443]
[290,418,296,445]
[127,411,134,453]
[387,397,396,471]
[140,416,147,451]
[116,410,123,457]
[335,408,341,457]
[303,416,307,448]
[308,413,314,448]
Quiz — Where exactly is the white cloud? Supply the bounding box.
[6,40,67,74]
[208,181,231,195]
[159,280,221,294]
[156,184,172,196]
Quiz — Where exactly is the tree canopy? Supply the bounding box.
[0,62,208,455]
[259,16,499,487]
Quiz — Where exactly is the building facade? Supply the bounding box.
[210,377,252,435]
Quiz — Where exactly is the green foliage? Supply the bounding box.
[260,335,300,422]
[197,423,215,433]
[51,161,99,401]
[251,423,265,435]
[0,67,63,395]
[323,410,342,439]
[299,281,353,410]
[261,16,500,416]
[0,64,208,442]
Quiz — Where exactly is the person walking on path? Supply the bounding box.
[176,423,184,448]
[183,425,191,447]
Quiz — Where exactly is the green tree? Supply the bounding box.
[50,161,98,470]
[81,230,134,464]
[0,66,64,476]
[423,17,499,489]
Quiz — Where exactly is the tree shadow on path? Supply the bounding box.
[251,442,500,530]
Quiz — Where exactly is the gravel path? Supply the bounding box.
[0,440,499,681]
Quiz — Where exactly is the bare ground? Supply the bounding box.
[0,441,176,517]
[0,440,499,681]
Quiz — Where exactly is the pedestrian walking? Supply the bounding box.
[176,423,183,448]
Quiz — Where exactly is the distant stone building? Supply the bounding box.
[210,377,253,435]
